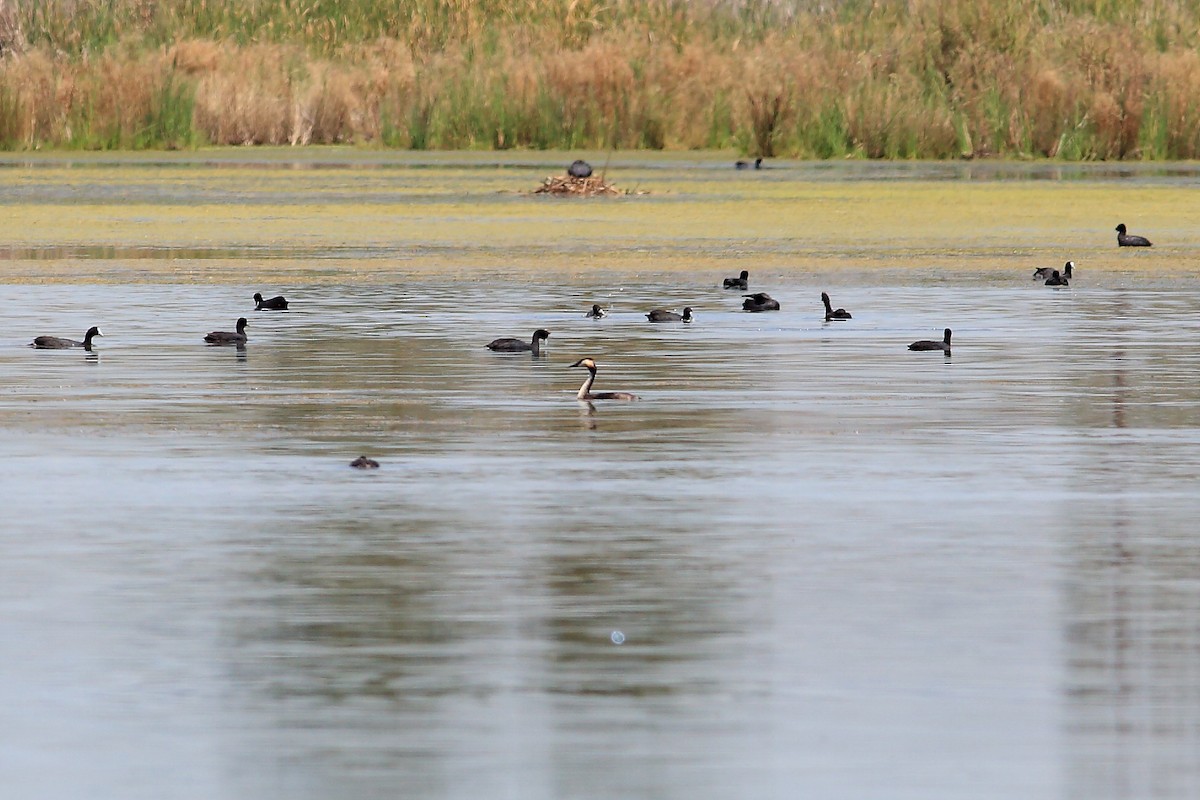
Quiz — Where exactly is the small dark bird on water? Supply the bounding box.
[31,326,103,350]
[487,328,550,355]
[1033,261,1074,281]
[909,328,952,354]
[821,292,851,320]
[585,304,607,318]
[205,317,248,345]
[646,307,693,322]
[1044,270,1069,287]
[568,160,593,178]
[254,292,288,310]
[735,157,763,170]
[350,456,380,469]
[1115,223,1152,247]
[742,293,780,312]
[723,270,749,290]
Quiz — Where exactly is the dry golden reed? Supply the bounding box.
[4,0,1200,158]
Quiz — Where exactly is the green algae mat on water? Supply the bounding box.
[1,150,1197,283]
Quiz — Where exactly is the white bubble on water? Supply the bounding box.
[610,631,625,645]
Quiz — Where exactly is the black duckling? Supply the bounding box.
[487,328,550,355]
[31,326,103,351]
[570,358,638,401]
[254,292,289,310]
[1115,223,1152,247]
[349,456,380,469]
[908,328,952,354]
[204,317,248,345]
[1044,270,1069,287]
[567,160,593,178]
[735,157,763,170]
[821,292,851,320]
[723,270,749,290]
[742,293,780,312]
[1032,261,1074,281]
[646,307,693,323]
[585,304,607,318]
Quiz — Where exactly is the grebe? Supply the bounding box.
[908,328,952,354]
[568,160,593,178]
[1033,261,1074,281]
[821,292,851,320]
[723,270,749,289]
[646,307,693,322]
[570,358,638,401]
[349,456,380,469]
[487,328,550,355]
[742,292,780,312]
[1044,270,1069,286]
[205,317,248,345]
[31,326,103,350]
[1115,224,1152,247]
[254,292,289,310]
[585,304,607,318]
[735,157,763,170]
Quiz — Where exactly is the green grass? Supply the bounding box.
[7,0,1200,157]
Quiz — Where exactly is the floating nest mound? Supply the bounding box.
[534,174,622,197]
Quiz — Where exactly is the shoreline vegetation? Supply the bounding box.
[1,0,1199,159]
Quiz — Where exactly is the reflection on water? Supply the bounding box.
[1,276,1198,799]
[1062,299,1200,800]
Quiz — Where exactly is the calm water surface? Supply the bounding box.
[2,157,1200,800]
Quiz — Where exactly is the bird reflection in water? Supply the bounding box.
[578,401,598,429]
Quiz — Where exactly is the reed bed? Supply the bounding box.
[3,0,1200,158]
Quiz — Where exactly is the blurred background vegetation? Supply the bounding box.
[1,0,1198,158]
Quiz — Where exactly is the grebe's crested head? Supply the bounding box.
[534,328,551,339]
[1115,224,1126,233]
[253,292,264,302]
[569,357,597,370]
[86,326,103,337]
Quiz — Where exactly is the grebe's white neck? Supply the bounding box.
[576,366,597,400]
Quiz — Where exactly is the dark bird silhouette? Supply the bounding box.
[349,456,380,469]
[205,317,248,345]
[909,328,952,354]
[1044,270,1069,287]
[742,293,780,312]
[1033,261,1074,281]
[569,358,638,401]
[585,304,607,318]
[487,328,550,355]
[1116,223,1152,247]
[646,307,693,322]
[31,326,103,351]
[821,292,851,320]
[735,157,763,170]
[723,270,749,290]
[254,292,288,310]
[567,160,593,178]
